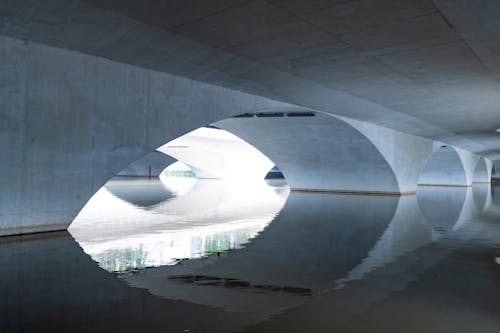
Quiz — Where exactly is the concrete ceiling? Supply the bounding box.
[2,0,500,160]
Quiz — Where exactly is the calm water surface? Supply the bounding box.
[1,177,499,332]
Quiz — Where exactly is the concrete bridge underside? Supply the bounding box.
[1,0,500,236]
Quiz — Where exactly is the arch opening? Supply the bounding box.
[68,122,291,273]
[417,145,469,187]
[214,111,401,194]
[473,157,490,184]
[66,108,411,273]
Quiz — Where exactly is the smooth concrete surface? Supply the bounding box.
[216,113,401,194]
[218,112,491,194]
[2,1,500,158]
[338,115,435,193]
[0,34,291,236]
[117,151,176,177]
[472,157,491,183]
[0,28,496,235]
[418,146,471,186]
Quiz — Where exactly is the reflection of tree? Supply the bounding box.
[91,229,259,273]
[92,246,148,273]
[199,230,254,255]
[163,170,196,178]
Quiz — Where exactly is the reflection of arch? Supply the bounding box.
[216,112,400,194]
[336,195,432,286]
[121,191,399,311]
[472,183,492,213]
[418,146,468,187]
[104,178,176,208]
[416,187,478,233]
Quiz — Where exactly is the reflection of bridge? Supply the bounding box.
[4,183,500,331]
[69,178,289,271]
[119,184,499,320]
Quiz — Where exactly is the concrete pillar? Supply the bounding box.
[339,115,434,194]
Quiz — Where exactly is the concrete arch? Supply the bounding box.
[215,112,400,194]
[473,157,490,183]
[1,34,493,236]
[117,151,176,178]
[417,145,469,187]
[0,35,293,236]
[157,127,275,181]
[337,115,435,194]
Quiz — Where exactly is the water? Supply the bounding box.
[1,178,499,332]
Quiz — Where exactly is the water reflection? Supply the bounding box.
[2,181,500,332]
[70,177,288,272]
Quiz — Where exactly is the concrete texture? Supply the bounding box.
[418,146,469,186]
[1,0,500,158]
[472,157,491,183]
[216,112,401,194]
[0,8,500,235]
[0,35,291,236]
[117,151,176,177]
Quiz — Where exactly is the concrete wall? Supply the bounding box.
[216,113,401,194]
[117,151,176,177]
[0,35,291,236]
[418,146,469,186]
[1,33,495,236]
[417,145,491,187]
[339,115,435,193]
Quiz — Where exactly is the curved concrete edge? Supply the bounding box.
[0,35,293,236]
[472,157,493,183]
[117,151,177,177]
[337,114,434,194]
[0,34,495,236]
[158,127,274,181]
[417,145,468,186]
[336,114,494,190]
[216,112,401,194]
[415,144,492,187]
